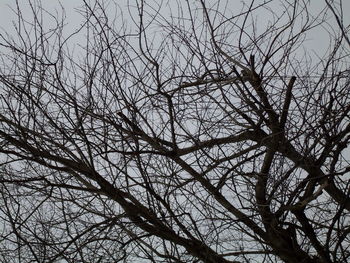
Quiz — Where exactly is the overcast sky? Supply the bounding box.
[1,1,349,57]
[1,0,349,50]
[0,0,349,80]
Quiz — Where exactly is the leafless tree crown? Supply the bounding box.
[0,0,349,262]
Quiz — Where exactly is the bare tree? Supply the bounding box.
[0,0,349,262]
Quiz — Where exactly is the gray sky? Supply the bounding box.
[1,0,349,57]
[1,1,348,35]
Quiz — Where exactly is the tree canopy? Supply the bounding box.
[0,0,349,262]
